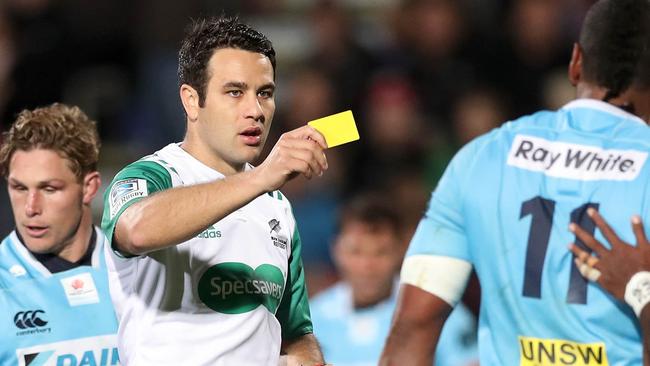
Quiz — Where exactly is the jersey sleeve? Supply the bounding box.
[100,160,173,253]
[406,139,484,262]
[275,227,314,340]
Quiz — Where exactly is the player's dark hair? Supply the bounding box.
[338,193,402,235]
[579,0,650,99]
[178,15,276,107]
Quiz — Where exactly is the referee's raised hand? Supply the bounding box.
[254,125,328,192]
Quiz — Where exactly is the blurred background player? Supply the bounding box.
[0,103,119,365]
[311,193,478,366]
[380,0,650,364]
[101,16,328,365]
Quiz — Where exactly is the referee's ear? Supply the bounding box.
[180,84,200,122]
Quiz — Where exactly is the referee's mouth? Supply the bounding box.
[240,126,263,146]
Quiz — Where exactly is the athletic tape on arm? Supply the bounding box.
[400,255,472,306]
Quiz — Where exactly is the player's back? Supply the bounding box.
[440,99,648,365]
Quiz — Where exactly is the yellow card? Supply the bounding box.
[308,110,360,148]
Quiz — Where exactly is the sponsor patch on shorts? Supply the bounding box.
[109,178,148,219]
[519,336,608,366]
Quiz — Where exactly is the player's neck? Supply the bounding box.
[575,83,636,114]
[576,82,607,101]
[352,284,394,309]
[57,208,94,263]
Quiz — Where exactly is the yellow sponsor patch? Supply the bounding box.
[519,336,609,366]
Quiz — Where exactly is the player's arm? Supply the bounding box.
[380,135,478,365]
[112,126,327,255]
[380,255,472,366]
[569,209,650,365]
[380,285,452,366]
[280,333,325,365]
[642,307,650,366]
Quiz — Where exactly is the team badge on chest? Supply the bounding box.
[268,219,288,250]
[60,273,100,306]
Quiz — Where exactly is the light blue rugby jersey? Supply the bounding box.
[0,227,120,366]
[408,99,650,366]
[311,282,478,366]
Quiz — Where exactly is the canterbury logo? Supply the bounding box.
[14,310,48,329]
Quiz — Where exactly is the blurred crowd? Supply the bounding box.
[0,0,592,293]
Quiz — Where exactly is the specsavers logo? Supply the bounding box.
[198,263,284,314]
[519,336,608,366]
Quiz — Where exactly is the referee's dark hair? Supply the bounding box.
[578,0,650,101]
[178,15,276,107]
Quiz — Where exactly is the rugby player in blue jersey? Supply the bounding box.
[310,193,478,366]
[380,0,650,364]
[0,104,119,365]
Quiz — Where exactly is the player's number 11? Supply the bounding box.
[520,196,599,304]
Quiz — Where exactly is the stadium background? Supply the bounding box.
[0,0,593,293]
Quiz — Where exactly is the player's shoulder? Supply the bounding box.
[451,125,508,168]
[116,145,179,179]
[0,233,19,267]
[490,108,558,141]
[0,232,10,252]
[92,226,109,255]
[0,234,28,288]
[563,99,650,137]
[107,145,185,193]
[264,189,295,213]
[0,236,14,284]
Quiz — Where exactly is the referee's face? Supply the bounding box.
[7,149,86,259]
[187,48,276,175]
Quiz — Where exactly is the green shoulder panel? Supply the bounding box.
[275,226,314,340]
[100,160,173,250]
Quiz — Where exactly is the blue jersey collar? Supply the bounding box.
[561,98,646,126]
